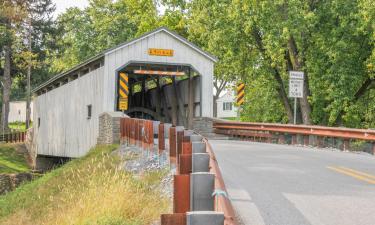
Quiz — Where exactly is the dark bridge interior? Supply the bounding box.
[116,62,201,128]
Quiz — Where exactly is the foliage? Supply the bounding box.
[0,144,169,225]
[0,144,30,174]
[1,0,374,128]
[8,122,30,131]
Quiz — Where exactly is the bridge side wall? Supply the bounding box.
[33,67,104,158]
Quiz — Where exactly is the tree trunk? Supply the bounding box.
[2,43,12,133]
[287,35,312,124]
[213,95,218,117]
[334,77,374,126]
[251,27,294,123]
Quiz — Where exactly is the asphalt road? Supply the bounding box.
[209,140,375,225]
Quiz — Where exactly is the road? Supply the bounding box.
[209,140,375,225]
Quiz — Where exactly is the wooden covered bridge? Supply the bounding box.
[31,27,217,160]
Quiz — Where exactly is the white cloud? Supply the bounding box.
[52,0,89,17]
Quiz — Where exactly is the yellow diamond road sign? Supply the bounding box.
[236,83,245,106]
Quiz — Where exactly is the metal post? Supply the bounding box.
[236,106,241,122]
[293,97,297,124]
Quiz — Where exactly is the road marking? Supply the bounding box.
[327,166,375,184]
[338,166,375,180]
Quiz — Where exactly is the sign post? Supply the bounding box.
[288,71,304,124]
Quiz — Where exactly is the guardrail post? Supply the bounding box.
[177,131,184,165]
[317,136,323,148]
[161,213,186,225]
[120,118,124,143]
[170,126,177,165]
[179,154,192,174]
[291,135,297,145]
[158,123,165,152]
[303,135,309,146]
[186,211,224,225]
[192,153,210,173]
[190,172,215,211]
[372,142,375,155]
[179,135,193,174]
[342,139,350,151]
[149,120,154,151]
[192,142,206,154]
[174,174,190,213]
[135,119,139,146]
[278,134,285,144]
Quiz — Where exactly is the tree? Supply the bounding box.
[0,0,27,132]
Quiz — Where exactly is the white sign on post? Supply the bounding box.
[289,71,304,124]
[289,71,304,98]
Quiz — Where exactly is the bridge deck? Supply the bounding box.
[209,140,375,225]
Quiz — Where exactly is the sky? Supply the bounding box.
[52,0,165,17]
[52,0,89,17]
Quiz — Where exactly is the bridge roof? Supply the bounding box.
[33,27,217,94]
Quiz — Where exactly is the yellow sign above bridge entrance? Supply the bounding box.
[148,48,174,56]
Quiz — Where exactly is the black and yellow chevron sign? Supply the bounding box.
[236,83,245,106]
[118,72,129,111]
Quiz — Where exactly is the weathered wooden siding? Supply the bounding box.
[102,30,214,116]
[33,67,104,157]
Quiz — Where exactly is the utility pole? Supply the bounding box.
[26,16,32,129]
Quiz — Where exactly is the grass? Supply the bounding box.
[0,145,170,225]
[0,144,30,173]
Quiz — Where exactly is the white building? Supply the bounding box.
[8,101,33,123]
[32,27,217,158]
[216,91,237,118]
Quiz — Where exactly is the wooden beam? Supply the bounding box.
[134,70,185,76]
[188,69,194,129]
[156,77,162,120]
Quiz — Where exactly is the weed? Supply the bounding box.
[0,145,169,225]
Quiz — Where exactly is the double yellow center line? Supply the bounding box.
[327,166,375,184]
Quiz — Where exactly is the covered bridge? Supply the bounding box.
[32,27,217,159]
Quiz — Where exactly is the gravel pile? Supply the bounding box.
[113,144,173,198]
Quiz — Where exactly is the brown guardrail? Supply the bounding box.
[213,119,375,154]
[204,138,238,225]
[120,117,239,225]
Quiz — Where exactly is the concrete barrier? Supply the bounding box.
[186,211,224,225]
[184,130,195,136]
[192,153,210,173]
[190,172,215,211]
[190,134,203,142]
[192,142,206,153]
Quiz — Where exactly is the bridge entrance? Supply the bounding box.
[116,62,201,128]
